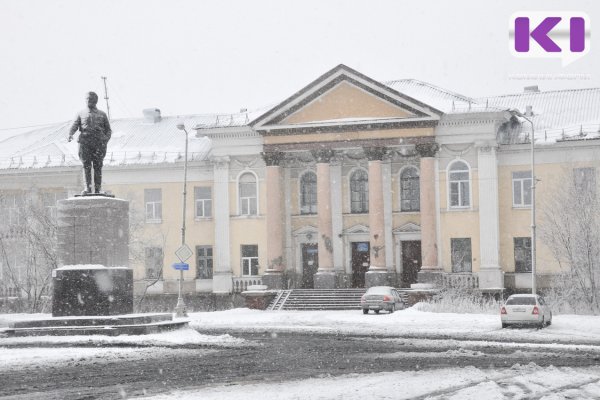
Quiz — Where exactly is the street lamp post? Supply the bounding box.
[175,123,189,317]
[511,108,537,296]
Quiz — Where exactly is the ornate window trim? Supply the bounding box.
[236,170,259,216]
[446,159,472,210]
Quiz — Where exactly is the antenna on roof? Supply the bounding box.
[101,76,111,120]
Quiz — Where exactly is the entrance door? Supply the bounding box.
[301,244,319,289]
[401,240,422,287]
[351,242,370,288]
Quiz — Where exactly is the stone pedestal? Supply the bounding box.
[57,197,129,267]
[365,270,391,287]
[52,266,133,316]
[478,269,504,290]
[262,271,285,290]
[314,270,336,289]
[53,196,132,317]
[417,270,443,287]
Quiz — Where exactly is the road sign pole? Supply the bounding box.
[174,124,190,318]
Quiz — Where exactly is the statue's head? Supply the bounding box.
[86,92,99,108]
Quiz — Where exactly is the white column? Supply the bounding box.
[477,144,503,289]
[211,156,233,293]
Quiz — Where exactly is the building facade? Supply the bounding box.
[1,65,600,298]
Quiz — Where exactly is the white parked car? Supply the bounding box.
[361,286,405,314]
[501,294,552,328]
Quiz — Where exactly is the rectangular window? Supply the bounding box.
[241,245,259,276]
[144,247,163,279]
[239,186,257,215]
[194,187,212,218]
[196,246,213,279]
[451,238,472,273]
[0,192,25,226]
[574,167,596,197]
[512,171,532,207]
[144,189,162,222]
[514,237,532,273]
[449,171,470,208]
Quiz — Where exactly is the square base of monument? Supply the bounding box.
[478,268,504,290]
[365,271,391,288]
[417,270,443,287]
[52,266,133,317]
[262,271,284,290]
[314,271,337,289]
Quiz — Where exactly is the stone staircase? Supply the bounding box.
[268,289,367,311]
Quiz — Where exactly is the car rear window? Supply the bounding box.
[506,297,536,305]
[366,287,390,295]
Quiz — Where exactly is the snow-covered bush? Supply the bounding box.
[413,288,502,314]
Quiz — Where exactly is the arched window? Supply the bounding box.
[239,172,257,215]
[350,169,369,213]
[448,161,470,208]
[400,167,420,212]
[300,172,317,214]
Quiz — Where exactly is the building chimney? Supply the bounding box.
[525,105,533,117]
[142,108,162,123]
[524,85,540,93]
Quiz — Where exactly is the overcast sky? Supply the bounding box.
[0,0,598,130]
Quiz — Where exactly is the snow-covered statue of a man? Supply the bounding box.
[68,91,112,195]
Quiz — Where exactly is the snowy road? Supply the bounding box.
[3,309,600,399]
[2,331,600,399]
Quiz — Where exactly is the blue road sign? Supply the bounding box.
[172,262,189,271]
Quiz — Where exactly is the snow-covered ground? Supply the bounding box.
[3,308,600,399]
[188,307,600,345]
[138,364,600,400]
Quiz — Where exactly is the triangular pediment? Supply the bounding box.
[393,222,421,234]
[281,81,416,124]
[293,225,318,237]
[251,64,442,133]
[343,224,370,235]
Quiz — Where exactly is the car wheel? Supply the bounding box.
[546,314,552,326]
[502,322,508,329]
[538,317,545,329]
[363,309,368,314]
[374,310,380,314]
[390,305,395,314]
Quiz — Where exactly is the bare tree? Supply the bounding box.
[0,193,58,312]
[540,167,600,314]
[123,193,169,309]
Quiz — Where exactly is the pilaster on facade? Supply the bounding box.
[476,142,504,289]
[210,155,233,293]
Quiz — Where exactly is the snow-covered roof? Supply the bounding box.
[478,88,600,142]
[0,111,255,170]
[2,79,600,171]
[385,79,482,114]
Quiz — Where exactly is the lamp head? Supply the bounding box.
[176,123,186,131]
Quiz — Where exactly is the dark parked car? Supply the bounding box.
[361,286,405,314]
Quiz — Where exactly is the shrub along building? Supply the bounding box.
[1,64,600,300]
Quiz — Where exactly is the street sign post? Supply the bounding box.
[175,244,193,262]
[172,262,189,271]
